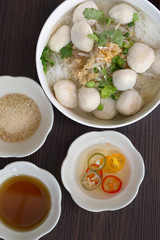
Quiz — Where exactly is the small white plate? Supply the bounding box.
[61,131,145,212]
[0,161,62,240]
[0,76,54,157]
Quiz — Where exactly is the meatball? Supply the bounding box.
[108,3,137,25]
[149,49,160,76]
[73,1,98,26]
[113,69,137,91]
[71,21,94,52]
[116,89,143,116]
[53,80,77,109]
[78,87,100,112]
[127,43,155,73]
[93,98,117,120]
[48,25,71,53]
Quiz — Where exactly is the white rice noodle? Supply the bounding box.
[47,54,71,86]
[135,12,160,48]
[78,52,90,57]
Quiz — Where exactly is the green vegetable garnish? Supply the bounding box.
[123,40,134,48]
[83,8,105,23]
[101,85,117,98]
[123,48,128,55]
[91,28,124,47]
[128,12,139,27]
[124,32,130,38]
[40,46,55,74]
[101,68,107,78]
[86,81,96,88]
[83,8,114,27]
[105,17,114,27]
[88,33,99,42]
[111,92,121,100]
[98,79,113,90]
[93,67,99,73]
[60,42,73,59]
[97,104,104,110]
[110,56,126,72]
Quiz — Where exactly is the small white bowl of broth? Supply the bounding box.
[0,76,54,157]
[61,131,145,212]
[36,0,160,128]
[0,161,62,240]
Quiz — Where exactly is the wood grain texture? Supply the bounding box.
[0,1,160,240]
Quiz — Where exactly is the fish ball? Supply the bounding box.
[108,3,137,25]
[73,1,98,26]
[71,21,94,52]
[150,49,160,76]
[127,43,154,73]
[48,25,71,53]
[113,69,137,91]
[93,98,117,120]
[78,87,100,112]
[53,80,77,109]
[116,89,143,116]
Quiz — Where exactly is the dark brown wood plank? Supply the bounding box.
[0,1,159,240]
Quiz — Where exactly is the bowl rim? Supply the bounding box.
[0,161,62,240]
[61,130,145,212]
[36,0,160,128]
[0,75,54,157]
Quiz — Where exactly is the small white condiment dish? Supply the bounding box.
[0,161,62,240]
[0,75,54,157]
[36,0,160,128]
[61,131,145,212]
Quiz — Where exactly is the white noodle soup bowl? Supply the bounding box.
[0,161,62,240]
[36,0,160,128]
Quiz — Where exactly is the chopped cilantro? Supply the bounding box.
[98,79,113,90]
[97,28,123,47]
[128,12,139,27]
[105,17,114,27]
[101,68,107,78]
[111,92,121,100]
[133,12,139,22]
[97,104,104,110]
[83,8,105,23]
[123,40,134,48]
[124,32,130,38]
[86,81,96,88]
[93,67,99,73]
[107,77,112,83]
[60,42,73,59]
[88,33,99,42]
[101,85,117,98]
[40,46,55,74]
[110,56,126,72]
[123,48,128,55]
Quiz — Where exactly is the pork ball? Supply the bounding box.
[149,49,160,76]
[73,1,98,26]
[93,98,117,120]
[108,3,137,25]
[78,87,100,112]
[116,89,143,116]
[53,80,77,109]
[127,43,155,73]
[48,25,71,53]
[71,21,94,52]
[113,69,137,91]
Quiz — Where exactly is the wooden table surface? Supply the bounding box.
[0,1,160,240]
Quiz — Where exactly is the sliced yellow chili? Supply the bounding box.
[107,153,125,172]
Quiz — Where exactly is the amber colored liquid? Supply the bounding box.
[0,175,51,231]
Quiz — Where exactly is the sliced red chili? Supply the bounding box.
[102,175,122,193]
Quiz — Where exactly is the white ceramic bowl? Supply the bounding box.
[0,161,62,240]
[61,131,145,212]
[0,76,54,157]
[36,0,160,128]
